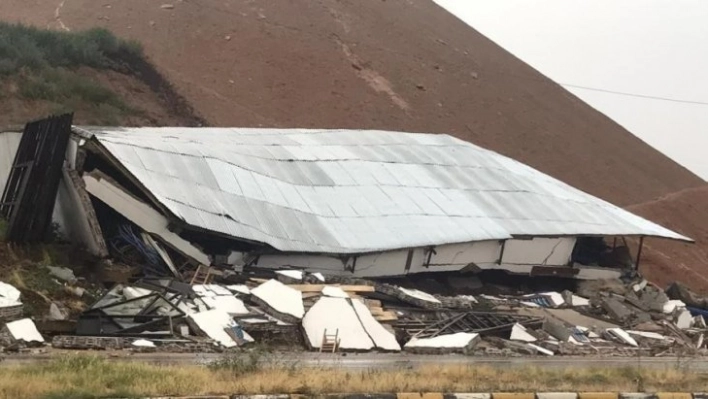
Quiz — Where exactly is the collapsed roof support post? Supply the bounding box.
[497,240,506,265]
[635,236,645,271]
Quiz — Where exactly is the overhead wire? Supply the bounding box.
[560,83,708,106]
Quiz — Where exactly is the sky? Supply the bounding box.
[434,0,708,180]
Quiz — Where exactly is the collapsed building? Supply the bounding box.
[0,117,691,279]
[0,115,704,355]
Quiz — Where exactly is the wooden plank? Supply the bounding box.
[249,277,270,284]
[287,284,375,293]
[364,299,382,307]
[302,292,321,299]
[374,311,398,322]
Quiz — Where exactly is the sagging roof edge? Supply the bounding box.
[69,127,694,255]
[72,126,274,252]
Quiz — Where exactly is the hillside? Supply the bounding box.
[0,0,706,291]
[628,187,708,290]
[0,23,202,127]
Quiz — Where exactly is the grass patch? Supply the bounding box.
[0,355,706,398]
[0,218,7,241]
[0,22,144,124]
[0,23,142,75]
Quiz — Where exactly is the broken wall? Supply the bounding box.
[253,238,583,278]
[0,132,22,196]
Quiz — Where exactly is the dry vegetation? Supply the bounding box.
[0,355,706,399]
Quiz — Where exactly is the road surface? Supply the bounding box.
[2,352,705,371]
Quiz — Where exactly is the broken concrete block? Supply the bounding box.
[674,308,693,329]
[225,285,251,295]
[694,315,707,329]
[5,319,44,343]
[543,319,571,342]
[528,343,554,356]
[626,330,670,341]
[601,297,632,322]
[47,266,77,283]
[351,299,400,351]
[251,279,304,323]
[187,309,252,348]
[405,332,480,354]
[0,281,21,302]
[638,286,669,312]
[48,303,68,321]
[571,295,590,307]
[275,270,303,284]
[633,279,648,292]
[66,286,85,298]
[321,286,349,298]
[605,328,638,347]
[132,339,156,348]
[510,323,537,342]
[663,299,686,314]
[696,333,704,349]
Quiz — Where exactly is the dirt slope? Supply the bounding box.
[1,0,702,206]
[628,186,708,293]
[1,0,706,288]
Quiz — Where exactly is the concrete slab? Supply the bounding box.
[6,319,44,343]
[510,323,537,342]
[405,333,479,351]
[351,299,401,351]
[251,279,304,321]
[302,297,374,351]
[606,328,638,347]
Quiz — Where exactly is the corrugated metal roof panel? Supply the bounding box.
[81,127,691,253]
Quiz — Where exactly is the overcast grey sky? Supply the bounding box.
[435,0,708,180]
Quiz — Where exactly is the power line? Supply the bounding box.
[560,83,708,106]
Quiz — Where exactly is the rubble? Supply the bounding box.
[47,266,77,283]
[188,309,252,348]
[405,332,480,354]
[674,308,693,329]
[510,323,537,342]
[605,328,639,347]
[3,319,45,344]
[250,279,305,323]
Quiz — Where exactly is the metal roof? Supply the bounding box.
[76,127,691,253]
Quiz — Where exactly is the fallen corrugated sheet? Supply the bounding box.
[302,297,374,351]
[251,279,304,323]
[76,127,690,256]
[351,299,401,351]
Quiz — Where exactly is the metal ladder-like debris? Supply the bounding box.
[190,264,214,285]
[320,328,340,353]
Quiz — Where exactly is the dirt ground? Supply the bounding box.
[0,0,706,291]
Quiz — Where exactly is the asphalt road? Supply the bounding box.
[3,352,706,372]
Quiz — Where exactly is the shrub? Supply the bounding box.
[0,22,143,75]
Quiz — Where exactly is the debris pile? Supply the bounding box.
[0,117,705,357]
[0,268,697,356]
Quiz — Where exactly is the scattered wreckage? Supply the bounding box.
[0,115,706,356]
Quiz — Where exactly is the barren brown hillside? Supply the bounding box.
[628,187,708,291]
[1,0,706,290]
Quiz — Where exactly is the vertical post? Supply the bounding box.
[635,236,645,270]
[612,237,617,250]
